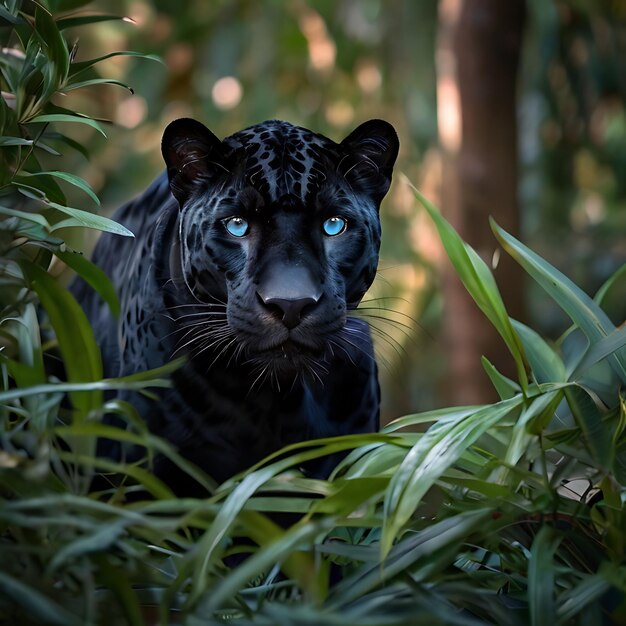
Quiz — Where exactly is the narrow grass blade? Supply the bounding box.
[0,571,82,626]
[528,526,561,626]
[55,249,120,317]
[492,220,626,384]
[382,396,523,556]
[571,326,626,381]
[20,260,102,416]
[564,385,612,470]
[407,178,528,390]
[511,320,567,383]
[481,356,521,399]
[28,113,107,136]
[22,170,100,205]
[47,201,133,236]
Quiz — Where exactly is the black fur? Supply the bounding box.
[71,119,399,493]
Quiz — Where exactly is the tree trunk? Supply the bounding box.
[437,0,527,405]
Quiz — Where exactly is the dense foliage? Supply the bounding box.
[1,2,625,625]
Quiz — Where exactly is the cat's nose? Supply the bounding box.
[256,265,322,329]
[258,293,320,329]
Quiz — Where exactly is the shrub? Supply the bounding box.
[1,3,625,625]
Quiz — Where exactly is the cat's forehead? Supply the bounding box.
[225,121,339,203]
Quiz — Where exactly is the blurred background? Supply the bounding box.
[53,0,626,422]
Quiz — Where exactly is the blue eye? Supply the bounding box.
[224,216,249,237]
[323,216,347,237]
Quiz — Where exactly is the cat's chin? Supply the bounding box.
[245,339,329,382]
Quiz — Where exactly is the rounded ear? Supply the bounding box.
[161,118,229,204]
[339,119,399,203]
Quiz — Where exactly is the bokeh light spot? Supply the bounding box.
[211,76,243,110]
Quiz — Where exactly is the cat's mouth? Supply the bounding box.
[257,337,324,359]
[245,337,329,378]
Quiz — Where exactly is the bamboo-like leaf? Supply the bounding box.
[92,556,144,626]
[54,421,216,494]
[564,385,612,469]
[68,51,163,78]
[61,77,134,94]
[407,179,528,390]
[27,113,107,136]
[14,175,66,205]
[571,326,626,381]
[382,396,523,556]
[57,14,133,30]
[557,572,612,622]
[0,136,33,146]
[47,201,133,236]
[48,518,128,572]
[310,476,390,515]
[328,510,492,608]
[0,6,24,25]
[492,221,626,384]
[0,571,82,626]
[20,260,102,416]
[200,515,335,612]
[593,262,626,306]
[34,5,70,102]
[512,320,567,383]
[42,131,90,159]
[382,405,480,433]
[0,204,50,227]
[528,526,561,626]
[55,249,119,316]
[54,450,174,499]
[0,378,171,404]
[481,356,521,399]
[22,170,100,205]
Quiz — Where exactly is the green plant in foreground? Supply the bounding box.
[2,3,626,625]
[1,179,624,625]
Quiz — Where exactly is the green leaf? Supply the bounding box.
[54,419,216,495]
[199,515,334,612]
[572,326,626,381]
[55,451,173,499]
[0,571,82,626]
[528,526,561,626]
[0,6,24,25]
[61,77,134,94]
[27,113,107,136]
[407,179,528,391]
[564,385,613,469]
[21,170,100,205]
[557,572,612,622]
[481,356,521,399]
[14,174,67,205]
[56,14,133,30]
[310,476,390,515]
[512,320,567,383]
[382,395,523,556]
[92,557,144,626]
[33,5,70,102]
[329,510,492,608]
[48,518,128,572]
[42,132,90,159]
[0,136,34,146]
[55,249,119,316]
[0,205,50,228]
[594,262,626,306]
[492,221,626,384]
[46,201,133,236]
[20,260,102,416]
[69,51,163,78]
[0,378,172,404]
[47,0,94,12]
